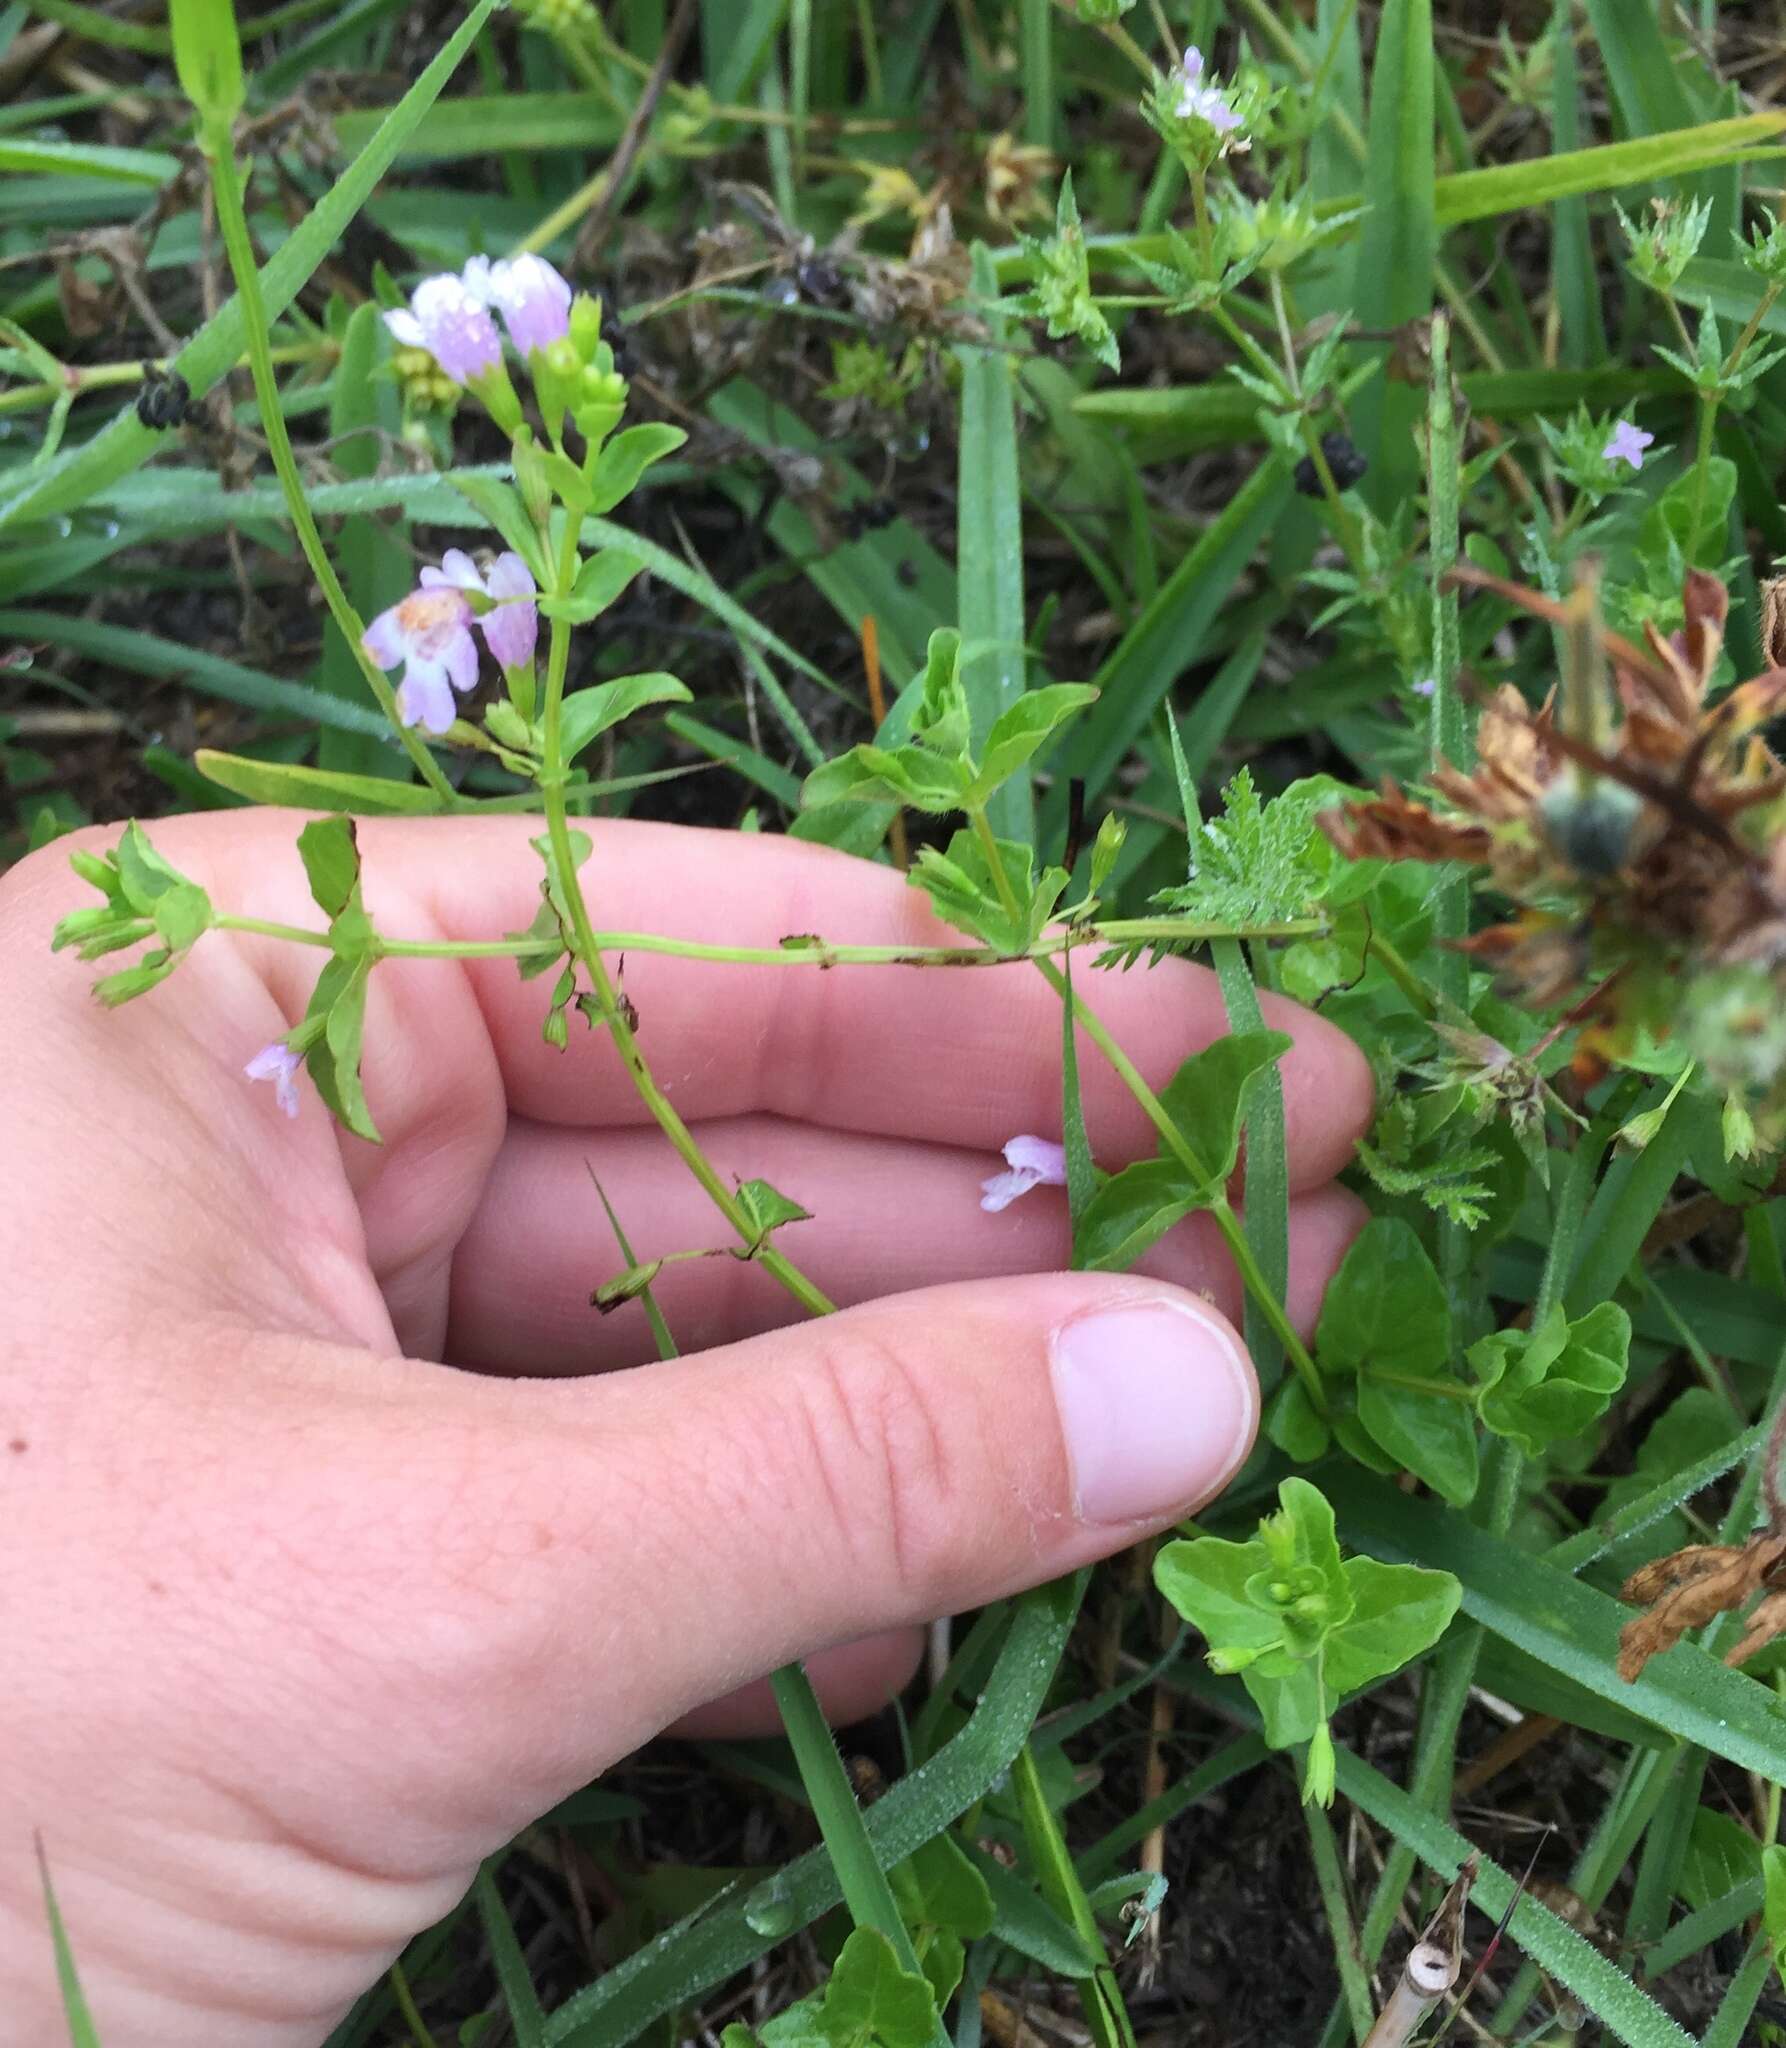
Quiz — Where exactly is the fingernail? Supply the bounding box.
[1051,1296,1256,1525]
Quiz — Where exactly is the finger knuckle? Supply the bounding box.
[793,1327,957,1611]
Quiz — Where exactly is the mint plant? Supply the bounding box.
[24,0,1786,2043]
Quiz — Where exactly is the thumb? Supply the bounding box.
[438,1272,1257,1784]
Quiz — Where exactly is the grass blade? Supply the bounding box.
[0,0,500,532]
[36,1838,103,2048]
[956,243,1031,845]
[1327,1468,1786,1786]
[542,1579,1082,2047]
[1350,0,1434,509]
[476,1860,548,2048]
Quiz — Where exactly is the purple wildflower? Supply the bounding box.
[362,581,480,734]
[244,1041,302,1119]
[1603,419,1655,471]
[1411,676,1437,699]
[980,1135,1069,1213]
[383,273,503,385]
[420,548,539,672]
[464,253,573,358]
[1177,47,1243,135]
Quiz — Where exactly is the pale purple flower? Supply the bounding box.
[1177,47,1243,135]
[383,273,503,385]
[362,582,479,734]
[980,1135,1069,1213]
[464,252,573,358]
[1411,675,1436,699]
[245,1041,302,1119]
[1603,419,1655,471]
[420,547,539,671]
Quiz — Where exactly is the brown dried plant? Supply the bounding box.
[1616,1393,1786,1680]
[1320,563,1786,1090]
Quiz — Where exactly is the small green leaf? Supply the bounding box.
[1472,1302,1631,1457]
[150,880,213,955]
[1355,1377,1479,1506]
[1075,1156,1200,1270]
[450,472,549,585]
[305,953,379,1142]
[890,1834,996,1942]
[736,1178,813,1243]
[296,814,362,922]
[114,819,195,912]
[1154,1029,1294,1193]
[195,749,442,815]
[967,683,1099,803]
[1325,1555,1461,1694]
[586,423,688,516]
[802,745,973,814]
[170,0,244,123]
[542,548,644,626]
[559,672,692,762]
[912,627,970,758]
[1316,1218,1451,1380]
[908,830,1065,951]
[813,1928,939,2048]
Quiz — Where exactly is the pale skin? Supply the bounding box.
[0,812,1374,2044]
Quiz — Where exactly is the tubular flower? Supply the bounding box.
[1603,419,1655,471]
[383,273,503,385]
[421,548,540,671]
[362,581,480,734]
[464,253,573,358]
[244,1041,302,1118]
[1176,47,1243,136]
[980,1135,1069,1213]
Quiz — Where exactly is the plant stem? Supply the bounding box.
[217,915,1323,967]
[197,119,457,804]
[535,532,835,1323]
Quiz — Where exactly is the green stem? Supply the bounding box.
[530,517,932,1991]
[199,121,456,804]
[1689,386,1722,564]
[0,341,329,418]
[537,529,833,1318]
[216,912,1321,966]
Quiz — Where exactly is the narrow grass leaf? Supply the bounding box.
[0,0,500,532]
[956,243,1030,845]
[542,1579,1082,2047]
[1327,1468,1786,1786]
[35,1839,102,2048]
[476,1860,549,2048]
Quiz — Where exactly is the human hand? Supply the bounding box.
[0,812,1372,2044]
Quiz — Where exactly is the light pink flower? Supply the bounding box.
[362,582,479,734]
[383,273,503,384]
[1177,47,1243,135]
[244,1041,302,1118]
[420,548,539,671]
[464,253,573,358]
[1603,419,1654,471]
[980,1135,1069,1213]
